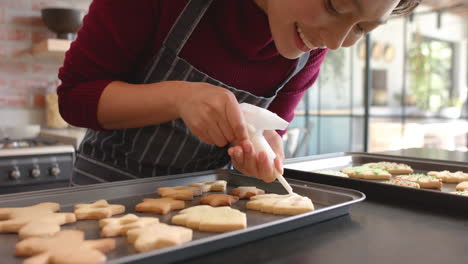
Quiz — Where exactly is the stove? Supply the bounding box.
[0,137,75,194]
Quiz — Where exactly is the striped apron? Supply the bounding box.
[72,0,310,185]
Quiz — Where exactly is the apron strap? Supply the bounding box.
[142,0,213,83]
[164,0,213,55]
[270,51,311,97]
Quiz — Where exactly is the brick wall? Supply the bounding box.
[0,0,91,125]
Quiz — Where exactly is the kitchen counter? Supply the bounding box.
[178,148,468,264]
[40,127,86,149]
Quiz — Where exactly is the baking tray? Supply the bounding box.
[0,169,364,264]
[284,152,468,211]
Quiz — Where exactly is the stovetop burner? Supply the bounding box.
[0,137,58,149]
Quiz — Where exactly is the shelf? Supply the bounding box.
[32,39,71,57]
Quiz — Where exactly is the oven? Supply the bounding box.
[0,137,75,194]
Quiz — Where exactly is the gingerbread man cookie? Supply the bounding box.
[15,230,115,264]
[199,194,239,207]
[230,186,265,199]
[0,202,76,239]
[428,170,468,183]
[74,200,125,220]
[188,180,227,192]
[127,222,193,252]
[135,198,185,214]
[99,214,159,237]
[157,186,203,200]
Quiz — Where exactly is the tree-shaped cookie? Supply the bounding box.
[0,202,76,239]
[136,198,185,214]
[172,205,246,232]
[157,186,202,200]
[188,180,227,192]
[199,194,239,207]
[99,214,159,237]
[230,186,265,199]
[127,222,193,252]
[74,200,125,220]
[15,230,115,264]
[396,174,442,189]
[246,194,314,216]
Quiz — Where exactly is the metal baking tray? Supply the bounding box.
[284,152,468,210]
[0,169,364,264]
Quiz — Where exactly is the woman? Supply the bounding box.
[58,0,420,184]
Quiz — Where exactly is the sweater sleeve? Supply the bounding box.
[57,0,158,130]
[268,49,328,136]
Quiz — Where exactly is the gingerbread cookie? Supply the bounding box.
[157,186,203,200]
[172,205,246,232]
[396,174,442,189]
[188,180,227,192]
[341,166,392,180]
[316,170,349,177]
[0,202,76,239]
[15,230,115,264]
[246,194,314,216]
[428,170,468,183]
[136,198,185,214]
[363,161,413,174]
[456,181,468,191]
[99,214,159,237]
[229,186,265,199]
[127,222,193,252]
[74,200,125,220]
[383,178,420,188]
[199,194,239,207]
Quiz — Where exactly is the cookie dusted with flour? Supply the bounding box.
[362,161,413,175]
[450,190,468,196]
[172,205,246,232]
[456,181,468,191]
[127,222,193,252]
[15,230,115,264]
[341,166,392,180]
[199,194,239,207]
[246,194,314,216]
[0,202,76,239]
[99,214,159,237]
[396,174,442,189]
[74,200,125,220]
[188,180,227,192]
[157,186,203,200]
[428,170,468,183]
[230,186,265,199]
[136,198,185,214]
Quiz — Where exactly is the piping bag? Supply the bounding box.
[239,103,295,195]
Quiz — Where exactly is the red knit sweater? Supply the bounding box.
[57,0,328,133]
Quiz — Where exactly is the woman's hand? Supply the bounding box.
[176,82,248,147]
[228,130,285,183]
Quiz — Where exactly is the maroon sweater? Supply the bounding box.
[58,0,328,133]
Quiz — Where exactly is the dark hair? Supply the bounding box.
[392,0,421,16]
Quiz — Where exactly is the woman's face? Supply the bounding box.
[255,0,400,59]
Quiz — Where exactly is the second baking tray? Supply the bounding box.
[0,169,364,264]
[284,152,468,211]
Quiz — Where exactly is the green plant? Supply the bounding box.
[408,33,452,111]
[445,97,464,108]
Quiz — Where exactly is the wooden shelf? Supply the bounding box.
[32,39,71,57]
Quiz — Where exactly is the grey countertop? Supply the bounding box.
[179,148,468,264]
